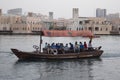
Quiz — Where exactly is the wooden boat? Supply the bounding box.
[11,30,103,60]
[11,48,103,60]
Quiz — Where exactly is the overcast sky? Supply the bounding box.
[0,0,120,19]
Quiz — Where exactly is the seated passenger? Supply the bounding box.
[51,43,56,49]
[69,43,74,52]
[74,41,79,52]
[45,42,48,48]
[56,43,60,49]
[79,42,84,52]
[84,41,87,50]
[47,44,51,54]
[64,44,69,52]
[59,43,65,54]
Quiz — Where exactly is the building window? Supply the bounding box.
[24,27,26,30]
[106,28,108,31]
[100,28,102,31]
[96,22,99,24]
[84,27,87,30]
[3,27,7,31]
[79,21,82,24]
[89,27,92,31]
[81,28,83,30]
[85,21,89,24]
[95,27,99,31]
[77,27,78,31]
[10,27,12,31]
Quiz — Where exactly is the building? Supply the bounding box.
[49,12,53,21]
[106,13,119,20]
[0,9,2,16]
[0,8,119,35]
[7,8,22,15]
[67,17,88,31]
[73,8,79,19]
[67,8,87,31]
[0,14,18,34]
[84,17,112,34]
[11,13,43,34]
[53,18,70,30]
[96,8,106,18]
[109,18,120,34]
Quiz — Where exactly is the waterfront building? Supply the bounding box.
[53,18,70,30]
[7,8,22,16]
[84,17,112,35]
[67,17,88,31]
[49,12,53,21]
[0,13,18,34]
[67,8,85,30]
[0,8,119,35]
[96,8,106,18]
[0,9,2,16]
[11,13,43,34]
[67,17,112,35]
[109,18,120,34]
[106,13,119,20]
[73,8,79,19]
[0,9,54,34]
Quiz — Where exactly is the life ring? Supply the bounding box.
[33,45,39,51]
[52,49,58,55]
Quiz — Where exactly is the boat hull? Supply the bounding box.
[11,49,103,60]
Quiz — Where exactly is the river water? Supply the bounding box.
[0,35,120,80]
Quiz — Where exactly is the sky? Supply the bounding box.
[0,0,120,19]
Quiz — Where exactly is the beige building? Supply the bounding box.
[0,14,18,33]
[11,15,43,34]
[84,17,112,35]
[109,18,120,34]
[0,10,51,34]
[66,17,112,35]
[53,18,71,30]
[0,8,117,35]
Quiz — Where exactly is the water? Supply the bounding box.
[0,35,120,80]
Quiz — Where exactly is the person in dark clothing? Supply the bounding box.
[84,41,87,50]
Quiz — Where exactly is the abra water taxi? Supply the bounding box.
[11,30,103,60]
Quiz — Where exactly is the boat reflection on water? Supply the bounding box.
[14,58,102,80]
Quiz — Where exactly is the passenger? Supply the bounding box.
[74,41,79,52]
[47,44,51,54]
[69,43,74,52]
[79,42,84,52]
[84,42,87,50]
[59,43,65,54]
[88,39,93,51]
[56,43,59,49]
[47,44,51,48]
[50,43,58,54]
[60,43,64,49]
[43,42,48,53]
[45,42,48,48]
[51,43,56,49]
[64,43,69,52]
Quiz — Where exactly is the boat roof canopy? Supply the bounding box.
[41,30,93,37]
